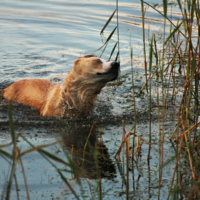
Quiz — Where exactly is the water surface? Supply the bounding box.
[0,0,182,84]
[0,0,185,199]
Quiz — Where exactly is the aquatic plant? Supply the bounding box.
[97,2,120,62]
[0,104,106,200]
[108,0,200,199]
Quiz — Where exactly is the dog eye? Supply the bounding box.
[95,59,102,65]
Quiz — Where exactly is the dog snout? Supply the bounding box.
[111,62,119,69]
[96,61,119,80]
[111,62,119,73]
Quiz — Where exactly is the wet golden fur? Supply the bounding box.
[3,55,119,117]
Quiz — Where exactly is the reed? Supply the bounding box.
[130,36,137,142]
[141,0,148,92]
[147,36,153,160]
[97,1,120,62]
[0,105,102,200]
[112,0,200,198]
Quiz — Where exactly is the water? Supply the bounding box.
[0,123,176,200]
[0,0,183,85]
[0,0,186,199]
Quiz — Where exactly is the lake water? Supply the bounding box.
[0,0,185,199]
[0,0,182,85]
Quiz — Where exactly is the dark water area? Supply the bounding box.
[0,0,190,199]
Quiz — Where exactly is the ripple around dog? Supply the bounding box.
[0,69,179,135]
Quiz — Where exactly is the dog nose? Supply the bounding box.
[111,62,119,69]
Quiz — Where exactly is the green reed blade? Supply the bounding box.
[59,142,82,186]
[164,22,183,45]
[43,155,81,200]
[154,152,180,175]
[176,0,183,13]
[0,149,13,160]
[57,169,73,173]
[8,102,15,144]
[20,142,58,157]
[100,9,116,36]
[170,184,179,199]
[196,7,200,17]
[149,37,153,72]
[96,26,117,51]
[37,149,71,166]
[57,169,80,200]
[108,41,118,61]
[116,0,120,63]
[191,0,195,24]
[102,26,117,45]
[187,0,191,12]
[148,36,153,160]
[191,53,197,76]
[130,123,137,133]
[22,135,81,199]
[103,26,117,44]
[191,90,199,106]
[20,135,70,167]
[188,110,198,118]
[142,1,187,40]
[99,42,108,58]
[163,0,168,18]
[115,51,119,62]
[4,162,15,200]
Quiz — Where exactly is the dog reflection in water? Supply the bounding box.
[3,55,119,118]
[62,127,116,179]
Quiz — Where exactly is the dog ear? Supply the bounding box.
[80,54,96,58]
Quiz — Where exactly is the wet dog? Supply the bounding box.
[3,55,119,117]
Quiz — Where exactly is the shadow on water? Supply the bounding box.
[61,127,116,180]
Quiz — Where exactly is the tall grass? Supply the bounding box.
[105,0,200,199]
[143,0,200,199]
[0,104,105,200]
[97,3,120,62]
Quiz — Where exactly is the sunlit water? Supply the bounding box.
[0,0,186,199]
[0,0,182,84]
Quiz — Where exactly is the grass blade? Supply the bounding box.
[164,22,183,46]
[19,155,30,200]
[8,102,15,144]
[142,1,188,41]
[96,26,117,51]
[20,142,58,157]
[20,135,70,167]
[176,0,183,13]
[155,152,180,175]
[108,42,118,61]
[0,149,13,160]
[100,9,116,35]
[103,26,117,44]
[163,0,168,18]
[115,51,119,62]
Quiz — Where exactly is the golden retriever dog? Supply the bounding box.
[3,55,119,118]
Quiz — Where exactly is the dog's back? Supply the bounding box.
[3,79,61,115]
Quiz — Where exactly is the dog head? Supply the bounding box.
[72,55,119,82]
[62,55,119,114]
